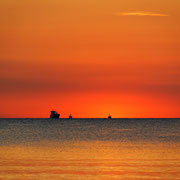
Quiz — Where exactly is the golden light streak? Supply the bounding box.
[115,12,169,17]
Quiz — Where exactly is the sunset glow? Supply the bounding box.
[0,0,180,117]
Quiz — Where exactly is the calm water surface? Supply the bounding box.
[0,118,180,179]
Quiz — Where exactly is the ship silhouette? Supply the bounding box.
[108,114,112,119]
[50,111,60,118]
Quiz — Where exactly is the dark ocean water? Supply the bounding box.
[0,118,180,179]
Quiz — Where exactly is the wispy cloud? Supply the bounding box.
[115,12,169,17]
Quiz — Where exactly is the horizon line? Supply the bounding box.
[0,117,179,119]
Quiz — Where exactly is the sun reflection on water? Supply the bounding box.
[0,141,180,180]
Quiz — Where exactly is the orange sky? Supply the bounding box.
[0,0,180,118]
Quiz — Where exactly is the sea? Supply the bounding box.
[0,118,180,180]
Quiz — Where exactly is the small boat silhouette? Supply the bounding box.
[69,114,72,119]
[108,114,112,119]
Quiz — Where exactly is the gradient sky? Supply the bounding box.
[0,0,180,118]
